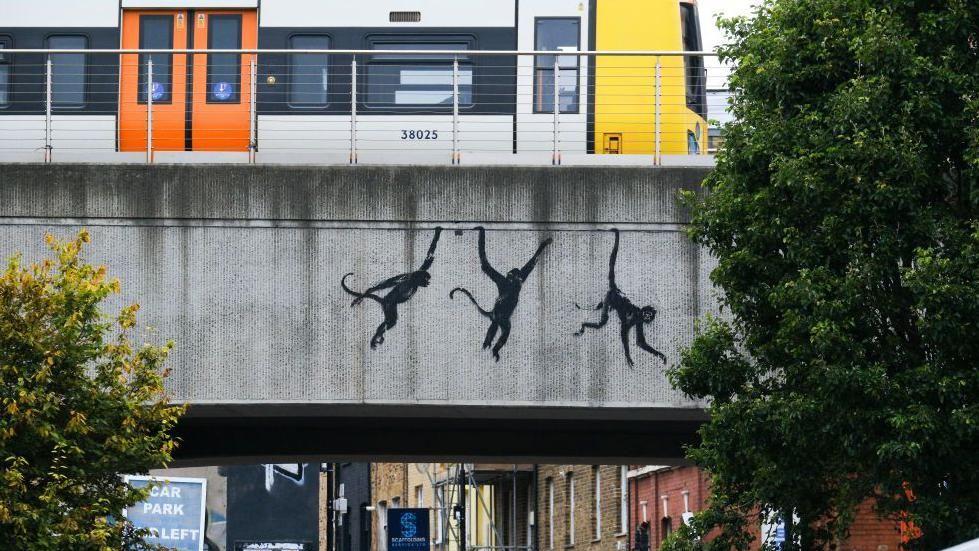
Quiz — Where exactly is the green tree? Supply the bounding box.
[669,0,979,549]
[0,231,184,549]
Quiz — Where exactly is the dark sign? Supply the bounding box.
[227,464,318,549]
[387,508,430,551]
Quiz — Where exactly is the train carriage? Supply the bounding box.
[0,0,707,163]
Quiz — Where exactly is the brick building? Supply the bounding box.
[536,465,631,551]
[627,465,905,551]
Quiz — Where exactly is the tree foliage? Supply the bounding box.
[0,231,184,549]
[669,0,979,549]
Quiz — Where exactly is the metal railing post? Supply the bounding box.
[654,58,662,166]
[146,58,153,164]
[350,57,358,164]
[44,58,52,163]
[452,56,459,165]
[248,56,257,163]
[552,57,560,166]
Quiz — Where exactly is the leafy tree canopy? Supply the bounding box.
[669,0,979,549]
[0,231,183,549]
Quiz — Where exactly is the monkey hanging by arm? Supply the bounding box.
[574,228,667,365]
[451,226,552,361]
[340,227,443,349]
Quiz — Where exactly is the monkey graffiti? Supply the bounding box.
[341,227,443,349]
[574,228,667,366]
[450,227,552,361]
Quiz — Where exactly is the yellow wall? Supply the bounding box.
[594,0,705,155]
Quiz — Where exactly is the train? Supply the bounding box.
[0,0,707,162]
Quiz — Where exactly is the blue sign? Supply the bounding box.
[150,81,166,101]
[388,508,430,551]
[126,476,207,551]
[212,81,234,101]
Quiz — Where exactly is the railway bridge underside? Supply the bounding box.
[0,164,714,465]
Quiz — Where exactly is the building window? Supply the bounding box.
[565,473,576,545]
[618,466,628,533]
[680,3,706,118]
[0,38,11,107]
[435,485,444,544]
[367,42,472,107]
[207,14,241,103]
[289,35,330,107]
[660,517,672,541]
[138,15,173,103]
[533,18,579,114]
[687,129,700,154]
[378,501,389,551]
[547,477,555,549]
[593,467,601,540]
[392,496,401,508]
[415,485,424,507]
[47,35,87,107]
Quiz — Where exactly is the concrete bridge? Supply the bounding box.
[0,164,715,465]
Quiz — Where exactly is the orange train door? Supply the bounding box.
[190,10,257,151]
[119,9,255,152]
[119,10,189,152]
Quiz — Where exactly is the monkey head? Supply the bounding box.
[411,270,432,287]
[506,268,525,283]
[640,305,657,323]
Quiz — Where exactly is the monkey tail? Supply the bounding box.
[341,272,382,304]
[449,287,492,318]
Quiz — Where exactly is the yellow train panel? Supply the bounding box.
[594,0,706,156]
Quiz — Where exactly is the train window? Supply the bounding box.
[367,42,472,107]
[289,35,330,107]
[534,18,580,114]
[47,35,87,107]
[0,38,9,107]
[680,3,706,118]
[138,15,174,104]
[207,15,242,103]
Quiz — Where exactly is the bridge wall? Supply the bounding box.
[0,164,715,463]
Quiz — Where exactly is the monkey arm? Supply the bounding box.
[519,237,553,279]
[636,324,667,363]
[419,227,443,271]
[477,227,505,284]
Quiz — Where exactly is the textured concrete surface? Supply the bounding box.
[0,164,716,462]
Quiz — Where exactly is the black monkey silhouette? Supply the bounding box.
[450,227,552,361]
[574,228,666,366]
[341,227,443,349]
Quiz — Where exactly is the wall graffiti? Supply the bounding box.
[263,464,304,492]
[341,227,443,348]
[574,228,667,366]
[450,227,552,361]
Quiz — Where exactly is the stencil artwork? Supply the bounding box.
[450,226,552,361]
[574,228,667,366]
[341,227,443,349]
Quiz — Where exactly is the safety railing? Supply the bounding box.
[0,49,728,165]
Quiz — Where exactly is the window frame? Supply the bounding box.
[547,477,555,550]
[45,34,88,109]
[206,13,242,104]
[137,14,174,105]
[0,36,11,109]
[532,16,581,115]
[566,473,576,546]
[618,466,628,534]
[593,466,602,540]
[363,34,477,111]
[287,33,332,109]
[680,2,707,118]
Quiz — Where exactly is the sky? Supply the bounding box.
[698,0,760,53]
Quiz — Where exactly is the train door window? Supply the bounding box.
[138,15,174,103]
[366,42,472,107]
[0,38,10,107]
[534,18,579,114]
[47,35,87,107]
[207,14,241,103]
[687,130,699,154]
[680,3,706,118]
[289,35,330,107]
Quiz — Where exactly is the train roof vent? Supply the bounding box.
[390,11,421,23]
